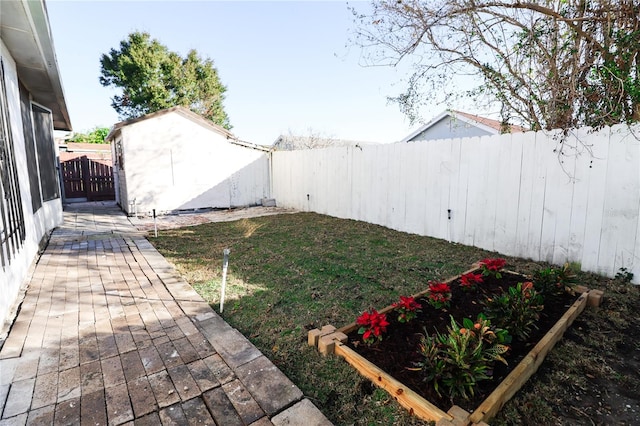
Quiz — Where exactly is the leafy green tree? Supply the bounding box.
[99,32,230,129]
[353,0,640,130]
[68,127,110,144]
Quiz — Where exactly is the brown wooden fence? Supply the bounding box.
[61,156,115,201]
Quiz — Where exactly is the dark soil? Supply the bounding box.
[346,271,579,413]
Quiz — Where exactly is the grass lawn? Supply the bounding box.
[151,212,640,425]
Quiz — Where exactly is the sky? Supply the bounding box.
[46,1,458,146]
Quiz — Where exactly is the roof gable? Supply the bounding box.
[401,110,525,142]
[105,106,233,140]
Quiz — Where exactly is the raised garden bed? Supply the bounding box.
[308,263,602,425]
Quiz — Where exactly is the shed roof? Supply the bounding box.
[105,106,270,152]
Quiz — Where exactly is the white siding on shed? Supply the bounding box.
[114,110,269,215]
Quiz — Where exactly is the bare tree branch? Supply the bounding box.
[352,0,640,130]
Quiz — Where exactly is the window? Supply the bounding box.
[20,82,42,213]
[115,138,124,170]
[31,104,59,201]
[0,60,26,267]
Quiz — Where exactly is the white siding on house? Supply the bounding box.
[116,111,269,215]
[0,40,63,332]
[272,124,640,283]
[409,116,493,141]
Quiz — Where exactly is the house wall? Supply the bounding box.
[410,116,493,141]
[117,112,269,215]
[272,124,640,283]
[0,40,63,333]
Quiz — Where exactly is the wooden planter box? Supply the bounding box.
[309,265,601,425]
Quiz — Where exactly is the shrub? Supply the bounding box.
[484,282,544,341]
[416,315,510,400]
[615,267,634,284]
[533,263,577,296]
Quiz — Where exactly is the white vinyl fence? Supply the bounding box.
[272,124,640,283]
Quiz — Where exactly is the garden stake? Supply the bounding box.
[220,248,230,313]
[153,209,157,238]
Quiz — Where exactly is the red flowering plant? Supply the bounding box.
[356,309,390,345]
[392,296,421,323]
[427,282,452,309]
[459,272,483,291]
[478,258,507,279]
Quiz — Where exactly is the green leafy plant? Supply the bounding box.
[615,267,634,284]
[533,263,578,296]
[557,263,578,287]
[532,267,563,296]
[416,315,510,401]
[392,296,421,323]
[356,309,390,345]
[484,282,544,341]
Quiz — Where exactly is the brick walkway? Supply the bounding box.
[0,202,331,425]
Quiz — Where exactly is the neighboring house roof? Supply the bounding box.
[1,0,72,130]
[272,135,375,151]
[58,142,111,153]
[105,106,270,152]
[454,111,526,134]
[58,142,112,163]
[401,110,525,142]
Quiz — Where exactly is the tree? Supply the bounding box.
[99,32,230,129]
[353,1,640,131]
[68,127,110,144]
[274,128,339,150]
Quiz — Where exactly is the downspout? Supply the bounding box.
[268,149,274,199]
[111,139,120,207]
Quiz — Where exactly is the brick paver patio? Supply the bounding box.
[0,202,330,425]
